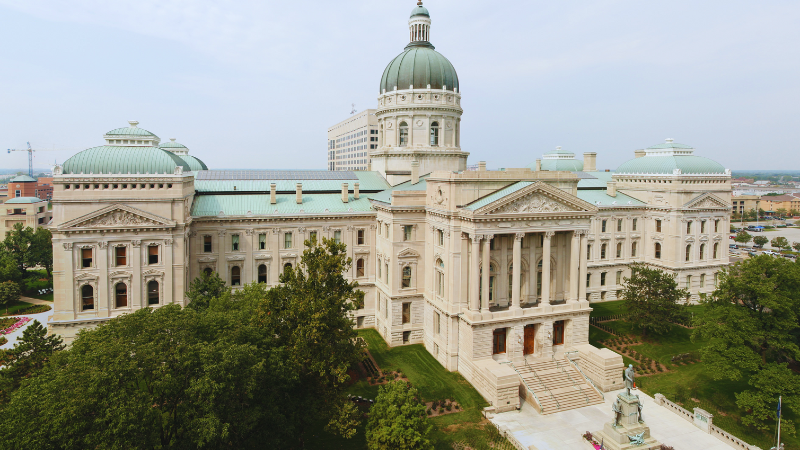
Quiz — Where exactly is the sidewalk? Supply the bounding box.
[1,304,54,350]
[19,295,53,306]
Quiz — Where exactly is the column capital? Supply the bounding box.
[544,231,555,239]
[470,234,482,243]
[515,233,525,241]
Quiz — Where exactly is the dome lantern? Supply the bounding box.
[409,1,432,43]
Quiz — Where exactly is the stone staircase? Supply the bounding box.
[514,358,603,414]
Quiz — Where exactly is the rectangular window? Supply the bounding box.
[617,219,623,232]
[492,329,507,354]
[284,232,292,249]
[403,225,412,241]
[259,233,266,250]
[616,271,622,285]
[385,224,389,237]
[437,229,444,246]
[700,221,706,234]
[632,218,638,231]
[334,230,342,244]
[601,272,606,286]
[656,219,662,233]
[115,246,126,266]
[148,245,159,265]
[587,244,592,260]
[714,219,720,233]
[81,248,93,268]
[631,241,637,257]
[357,229,365,245]
[377,258,382,280]
[309,231,317,243]
[231,234,239,251]
[384,263,389,283]
[601,220,607,233]
[402,302,411,324]
[686,275,692,289]
[203,235,212,253]
[434,312,440,335]
[586,273,591,288]
[402,266,412,288]
[403,331,411,344]
[687,221,692,234]
[700,273,705,288]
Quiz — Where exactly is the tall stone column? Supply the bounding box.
[131,240,142,308]
[569,231,580,303]
[511,233,523,310]
[98,242,109,314]
[579,231,588,301]
[541,232,553,305]
[481,235,492,312]
[470,234,481,311]
[165,239,174,303]
[217,230,226,277]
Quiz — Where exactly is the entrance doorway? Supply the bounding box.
[553,320,565,346]
[523,325,536,355]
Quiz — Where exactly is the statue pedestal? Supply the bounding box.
[593,393,661,450]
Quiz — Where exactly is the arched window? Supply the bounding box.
[258,264,267,283]
[356,258,365,277]
[436,259,444,297]
[399,121,409,147]
[713,243,719,259]
[430,121,439,146]
[115,282,127,308]
[699,243,706,260]
[616,242,623,258]
[231,266,241,286]
[147,280,159,305]
[81,285,94,311]
[631,241,638,257]
[655,243,662,259]
[203,267,213,276]
[402,266,412,288]
[283,262,292,272]
[600,243,607,259]
[685,245,692,262]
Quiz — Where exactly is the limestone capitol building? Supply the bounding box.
[49,3,733,413]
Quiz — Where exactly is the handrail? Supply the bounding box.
[565,353,605,401]
[503,361,545,414]
[555,357,591,404]
[527,357,560,410]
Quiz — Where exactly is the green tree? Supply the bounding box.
[693,256,800,435]
[0,320,64,402]
[771,236,790,251]
[366,381,433,450]
[0,281,21,314]
[185,269,229,312]
[2,223,33,273]
[734,230,752,246]
[777,208,788,219]
[28,228,53,278]
[793,242,800,252]
[621,263,689,336]
[257,237,366,443]
[753,235,769,248]
[0,249,22,283]
[0,303,296,449]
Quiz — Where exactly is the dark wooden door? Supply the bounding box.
[523,326,536,355]
[553,320,565,346]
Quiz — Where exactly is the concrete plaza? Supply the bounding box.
[491,389,742,450]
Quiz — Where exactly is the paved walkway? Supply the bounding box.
[491,389,741,450]
[1,305,54,351]
[19,295,53,306]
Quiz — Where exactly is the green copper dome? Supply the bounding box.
[380,45,459,93]
[410,4,429,17]
[616,140,726,175]
[527,147,584,171]
[178,155,208,172]
[63,146,190,174]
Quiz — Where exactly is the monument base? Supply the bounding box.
[593,392,661,450]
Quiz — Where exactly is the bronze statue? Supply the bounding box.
[612,397,623,427]
[624,364,635,396]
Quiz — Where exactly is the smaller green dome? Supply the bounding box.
[410,3,429,18]
[63,146,190,175]
[178,155,208,172]
[159,138,187,149]
[527,146,584,171]
[5,197,45,204]
[615,140,726,175]
[9,175,36,182]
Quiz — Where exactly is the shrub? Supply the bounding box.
[22,277,51,295]
[10,304,51,315]
[445,403,452,411]
[439,408,444,414]
[583,431,593,441]
[426,408,432,415]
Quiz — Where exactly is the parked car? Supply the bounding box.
[763,251,780,256]
[729,244,738,249]
[784,254,797,260]
[748,251,758,257]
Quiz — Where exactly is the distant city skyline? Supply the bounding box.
[1,0,799,171]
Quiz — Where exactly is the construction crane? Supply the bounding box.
[7,142,75,177]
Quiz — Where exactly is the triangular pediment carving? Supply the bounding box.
[683,193,729,209]
[398,248,420,258]
[58,204,176,231]
[472,182,596,215]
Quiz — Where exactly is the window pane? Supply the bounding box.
[81,285,94,310]
[116,247,126,266]
[232,234,239,251]
[258,264,267,283]
[204,235,212,253]
[259,233,266,249]
[147,280,159,305]
[115,283,127,308]
[402,266,411,288]
[148,246,159,264]
[334,230,342,243]
[285,233,292,248]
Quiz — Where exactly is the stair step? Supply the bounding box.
[515,359,604,415]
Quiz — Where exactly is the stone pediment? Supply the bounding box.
[472,182,596,215]
[59,204,176,231]
[683,193,729,210]
[398,248,420,258]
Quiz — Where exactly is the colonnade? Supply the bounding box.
[468,230,588,312]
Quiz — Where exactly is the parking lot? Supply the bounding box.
[728,222,800,257]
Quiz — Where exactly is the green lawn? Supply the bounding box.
[1,300,34,316]
[29,292,53,301]
[306,328,499,449]
[588,301,792,450]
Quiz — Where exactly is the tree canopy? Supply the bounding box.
[621,263,689,336]
[771,236,790,251]
[0,320,64,403]
[753,235,769,247]
[734,230,752,246]
[1,223,52,277]
[0,281,21,314]
[366,381,433,450]
[693,255,800,435]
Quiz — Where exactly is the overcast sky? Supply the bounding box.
[1,0,798,172]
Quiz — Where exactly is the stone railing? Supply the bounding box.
[490,422,530,450]
[654,394,762,450]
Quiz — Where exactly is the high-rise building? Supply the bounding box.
[327,110,378,171]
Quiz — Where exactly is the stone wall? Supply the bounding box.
[572,343,624,392]
[460,358,519,413]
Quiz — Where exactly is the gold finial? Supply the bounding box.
[417,0,423,5]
